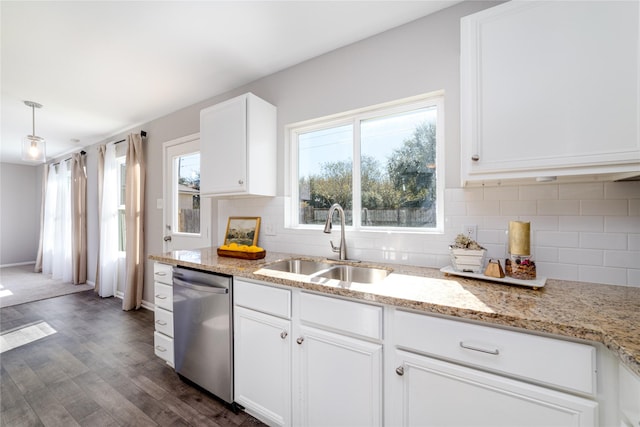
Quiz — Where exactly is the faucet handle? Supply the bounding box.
[329,240,340,253]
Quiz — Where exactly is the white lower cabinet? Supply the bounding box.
[153,262,174,367]
[294,325,382,427]
[234,306,290,426]
[390,349,597,427]
[619,363,640,427]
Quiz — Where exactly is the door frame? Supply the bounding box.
[162,133,212,252]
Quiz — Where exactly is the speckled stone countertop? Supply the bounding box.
[150,248,640,377]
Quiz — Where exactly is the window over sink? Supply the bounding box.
[287,91,444,233]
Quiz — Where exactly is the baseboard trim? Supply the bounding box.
[0,261,36,268]
[114,290,153,311]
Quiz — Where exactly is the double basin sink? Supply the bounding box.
[259,258,391,285]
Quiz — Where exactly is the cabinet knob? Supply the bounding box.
[395,366,404,376]
[296,337,304,345]
[471,154,480,161]
[280,331,288,339]
[238,179,244,185]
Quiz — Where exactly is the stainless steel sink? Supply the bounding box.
[263,259,332,275]
[313,265,390,284]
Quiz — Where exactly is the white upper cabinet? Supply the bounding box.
[200,93,277,197]
[460,1,640,185]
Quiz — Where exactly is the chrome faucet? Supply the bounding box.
[323,203,348,260]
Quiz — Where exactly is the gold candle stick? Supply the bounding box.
[509,221,530,256]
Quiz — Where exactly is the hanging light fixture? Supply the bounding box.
[21,100,46,163]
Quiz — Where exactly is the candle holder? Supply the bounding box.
[505,221,536,280]
[505,255,537,280]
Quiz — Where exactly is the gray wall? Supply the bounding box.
[83,0,494,304]
[0,163,42,266]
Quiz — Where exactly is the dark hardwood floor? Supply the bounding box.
[0,291,264,427]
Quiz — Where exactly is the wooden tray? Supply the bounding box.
[440,265,546,289]
[217,248,266,260]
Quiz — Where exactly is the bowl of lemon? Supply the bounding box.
[217,242,266,260]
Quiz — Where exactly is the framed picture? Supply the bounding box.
[224,217,261,246]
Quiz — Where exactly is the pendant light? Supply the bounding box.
[21,100,46,163]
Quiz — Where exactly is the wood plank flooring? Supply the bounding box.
[0,291,264,427]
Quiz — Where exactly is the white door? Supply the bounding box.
[163,134,212,251]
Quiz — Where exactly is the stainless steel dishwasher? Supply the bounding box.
[172,267,233,404]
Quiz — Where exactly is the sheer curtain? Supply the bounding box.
[123,133,145,311]
[96,143,119,298]
[42,165,58,275]
[52,161,72,282]
[34,164,48,273]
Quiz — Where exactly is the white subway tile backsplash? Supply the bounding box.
[581,200,628,216]
[628,269,640,287]
[604,182,640,199]
[605,216,640,233]
[519,184,558,200]
[500,200,537,216]
[536,262,578,281]
[224,186,639,289]
[578,265,628,286]
[484,186,519,201]
[558,248,603,266]
[537,200,580,216]
[536,231,580,248]
[580,232,627,250]
[558,216,603,232]
[466,200,500,216]
[559,183,604,200]
[534,247,559,263]
[518,216,559,231]
[604,251,639,268]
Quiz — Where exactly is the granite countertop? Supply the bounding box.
[150,247,640,377]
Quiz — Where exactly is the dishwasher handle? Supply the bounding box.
[173,277,229,294]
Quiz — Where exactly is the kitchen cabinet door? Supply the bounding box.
[390,349,597,427]
[293,325,382,427]
[460,1,640,185]
[200,93,276,197]
[234,306,291,427]
[619,363,640,427]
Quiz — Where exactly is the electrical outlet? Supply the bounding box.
[263,223,276,236]
[463,225,477,242]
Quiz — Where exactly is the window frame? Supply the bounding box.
[286,91,445,234]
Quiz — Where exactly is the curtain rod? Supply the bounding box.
[114,130,147,145]
[50,150,87,167]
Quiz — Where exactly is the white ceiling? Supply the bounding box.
[1,1,460,165]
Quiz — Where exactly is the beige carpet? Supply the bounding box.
[0,264,93,308]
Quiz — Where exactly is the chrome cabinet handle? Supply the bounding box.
[155,294,167,299]
[155,271,167,276]
[156,320,167,326]
[396,366,404,376]
[296,337,304,345]
[155,345,167,352]
[471,154,480,161]
[460,341,499,355]
[280,331,288,339]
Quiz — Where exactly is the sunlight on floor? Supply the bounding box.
[0,321,57,353]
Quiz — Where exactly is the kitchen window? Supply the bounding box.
[287,92,444,232]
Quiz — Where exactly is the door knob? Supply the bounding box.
[163,235,172,242]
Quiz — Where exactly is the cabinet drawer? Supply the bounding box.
[154,331,174,366]
[300,292,382,340]
[153,262,173,285]
[154,282,173,311]
[394,310,596,395]
[234,279,291,319]
[154,307,174,337]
